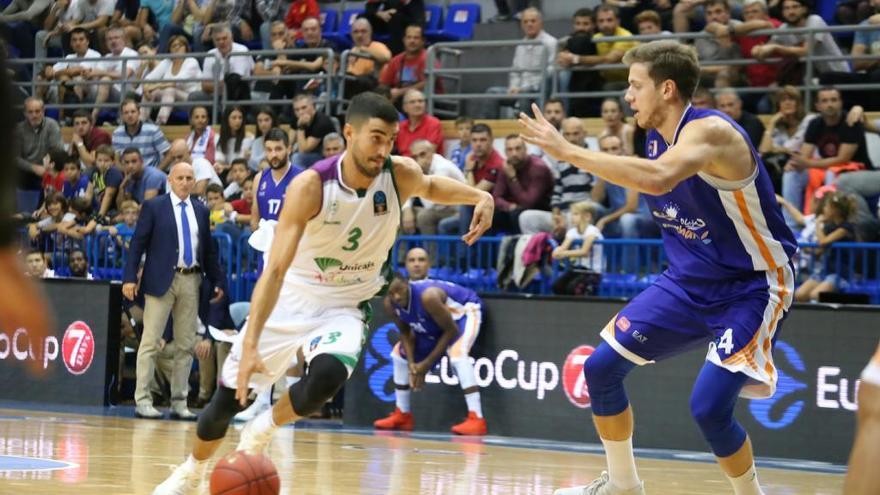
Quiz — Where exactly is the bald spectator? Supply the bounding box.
[402,140,465,235]
[364,0,426,55]
[404,247,430,281]
[379,25,439,104]
[593,5,638,89]
[14,97,62,191]
[715,88,765,147]
[343,18,392,101]
[396,89,443,158]
[486,8,557,118]
[492,135,554,234]
[520,117,598,235]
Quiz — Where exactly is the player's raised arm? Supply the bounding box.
[391,155,494,245]
[235,169,321,405]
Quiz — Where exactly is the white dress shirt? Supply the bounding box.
[169,190,200,268]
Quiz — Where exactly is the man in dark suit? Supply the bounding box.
[123,162,226,420]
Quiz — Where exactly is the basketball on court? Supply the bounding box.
[210,452,280,495]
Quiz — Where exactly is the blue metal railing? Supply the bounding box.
[21,232,880,304]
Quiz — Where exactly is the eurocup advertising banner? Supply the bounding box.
[0,279,121,406]
[346,295,876,464]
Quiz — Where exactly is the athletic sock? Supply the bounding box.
[396,389,411,414]
[727,463,764,495]
[252,408,279,435]
[184,454,209,477]
[285,376,301,387]
[464,391,483,418]
[601,437,641,490]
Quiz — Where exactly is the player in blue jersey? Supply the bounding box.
[521,41,797,495]
[374,273,487,435]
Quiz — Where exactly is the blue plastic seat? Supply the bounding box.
[426,3,480,42]
[319,8,339,39]
[424,4,443,32]
[326,9,363,49]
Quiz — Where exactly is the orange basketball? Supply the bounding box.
[210,451,280,495]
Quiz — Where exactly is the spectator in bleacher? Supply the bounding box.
[66,248,94,279]
[634,9,671,36]
[519,117,597,236]
[487,7,557,119]
[794,191,858,302]
[23,249,55,278]
[322,132,345,158]
[291,93,334,168]
[753,0,849,84]
[591,134,658,239]
[186,105,217,164]
[593,4,638,90]
[542,98,566,131]
[15,97,63,191]
[445,116,473,170]
[737,0,782,106]
[343,18,392,101]
[35,0,79,68]
[157,0,206,52]
[402,139,465,236]
[256,0,295,50]
[68,0,115,48]
[166,138,223,197]
[715,88,765,147]
[62,158,91,201]
[676,0,743,88]
[248,107,277,170]
[287,16,335,91]
[37,27,102,122]
[89,26,140,121]
[199,22,255,103]
[98,199,140,248]
[691,86,716,109]
[141,35,203,125]
[404,246,430,280]
[396,89,443,158]
[69,109,111,168]
[89,144,123,218]
[551,200,604,296]
[206,182,242,241]
[819,0,880,110]
[117,147,168,207]
[283,0,319,35]
[364,0,425,55]
[59,196,99,239]
[28,194,71,241]
[0,0,51,60]
[556,7,601,118]
[215,106,254,179]
[598,98,635,156]
[138,0,175,47]
[781,87,873,229]
[223,159,250,200]
[39,149,67,202]
[380,24,438,105]
[491,134,553,234]
[228,173,254,230]
[113,98,173,170]
[111,0,143,47]
[133,41,160,90]
[198,0,256,47]
[759,85,817,192]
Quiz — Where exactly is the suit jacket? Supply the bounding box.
[123,193,226,297]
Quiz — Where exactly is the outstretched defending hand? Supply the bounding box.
[519,103,571,163]
[462,193,494,245]
[236,346,271,406]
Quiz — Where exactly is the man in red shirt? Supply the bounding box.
[736,0,782,88]
[396,89,443,157]
[491,134,553,234]
[379,25,439,104]
[69,110,111,167]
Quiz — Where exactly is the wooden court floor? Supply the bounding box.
[0,407,844,494]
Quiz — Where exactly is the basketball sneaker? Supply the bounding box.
[152,461,206,495]
[451,412,487,436]
[236,416,276,455]
[373,408,414,431]
[553,471,645,495]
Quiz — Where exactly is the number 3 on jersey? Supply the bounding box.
[342,227,362,251]
[717,328,734,355]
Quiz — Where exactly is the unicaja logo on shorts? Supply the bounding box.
[61,321,95,375]
[562,346,595,409]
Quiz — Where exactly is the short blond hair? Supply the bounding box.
[570,201,597,219]
[120,200,140,213]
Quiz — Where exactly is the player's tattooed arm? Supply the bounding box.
[391,155,494,245]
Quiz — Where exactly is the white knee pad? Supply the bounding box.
[392,352,410,386]
[451,357,477,390]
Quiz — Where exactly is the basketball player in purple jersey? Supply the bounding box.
[520,41,797,495]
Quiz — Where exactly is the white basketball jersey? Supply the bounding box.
[279,152,401,308]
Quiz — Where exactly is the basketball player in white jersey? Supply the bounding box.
[153,93,494,495]
[844,342,880,494]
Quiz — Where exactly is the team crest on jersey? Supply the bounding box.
[373,191,388,216]
[652,202,712,244]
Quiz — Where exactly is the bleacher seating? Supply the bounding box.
[427,3,481,42]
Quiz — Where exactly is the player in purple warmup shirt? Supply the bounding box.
[521,41,797,495]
